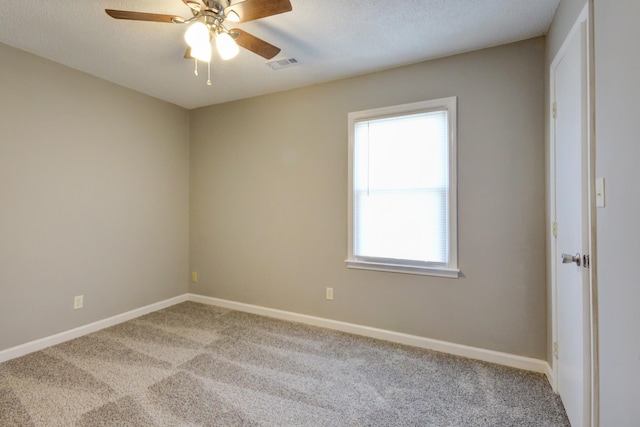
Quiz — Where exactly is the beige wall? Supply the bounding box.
[593,0,640,423]
[0,43,190,351]
[0,36,549,360]
[190,38,547,358]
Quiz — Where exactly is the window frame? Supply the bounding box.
[346,97,459,278]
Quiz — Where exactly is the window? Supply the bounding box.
[347,97,458,278]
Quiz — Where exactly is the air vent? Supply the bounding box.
[266,57,300,70]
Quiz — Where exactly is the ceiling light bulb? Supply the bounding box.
[184,22,209,48]
[216,32,239,60]
[191,42,212,62]
[226,10,240,23]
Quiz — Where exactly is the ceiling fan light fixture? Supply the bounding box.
[184,22,209,48]
[216,32,239,60]
[191,41,212,62]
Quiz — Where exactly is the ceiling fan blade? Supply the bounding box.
[105,9,181,23]
[232,28,281,59]
[182,0,203,13]
[225,0,292,23]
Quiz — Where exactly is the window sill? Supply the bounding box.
[345,259,460,278]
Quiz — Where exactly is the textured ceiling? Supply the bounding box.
[0,0,559,109]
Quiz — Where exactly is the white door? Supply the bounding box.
[551,10,592,427]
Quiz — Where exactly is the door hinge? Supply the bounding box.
[553,102,557,119]
[583,254,590,268]
[553,342,559,359]
[552,222,558,238]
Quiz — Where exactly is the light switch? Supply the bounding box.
[595,177,605,208]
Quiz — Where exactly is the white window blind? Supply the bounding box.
[347,97,458,277]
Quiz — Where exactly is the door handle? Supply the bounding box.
[561,253,581,267]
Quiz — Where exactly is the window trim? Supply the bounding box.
[346,97,459,278]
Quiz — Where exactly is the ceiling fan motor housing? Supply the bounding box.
[203,0,228,13]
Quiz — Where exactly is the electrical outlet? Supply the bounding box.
[74,295,84,310]
[326,287,334,300]
[191,272,198,283]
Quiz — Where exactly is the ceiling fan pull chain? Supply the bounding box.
[207,61,212,86]
[194,58,198,76]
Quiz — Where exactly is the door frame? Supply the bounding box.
[548,3,599,426]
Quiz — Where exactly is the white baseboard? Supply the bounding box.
[188,294,552,377]
[0,294,188,363]
[0,292,553,387]
[546,362,557,391]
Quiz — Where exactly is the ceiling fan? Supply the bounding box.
[106,0,293,84]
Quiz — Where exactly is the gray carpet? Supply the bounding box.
[0,302,570,426]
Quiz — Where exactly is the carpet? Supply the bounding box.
[0,302,570,426]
